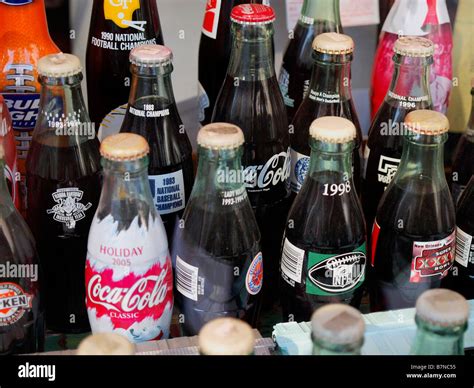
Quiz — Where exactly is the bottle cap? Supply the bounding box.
[100,133,150,161]
[404,109,449,135]
[309,116,357,143]
[129,44,173,67]
[416,289,469,328]
[231,4,275,25]
[76,333,135,355]
[393,36,434,57]
[312,32,354,54]
[311,304,365,345]
[38,53,82,77]
[198,318,255,355]
[197,123,245,150]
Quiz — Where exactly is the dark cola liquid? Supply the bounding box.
[451,135,474,204]
[26,137,101,333]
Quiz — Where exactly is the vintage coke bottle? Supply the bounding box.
[363,37,433,229]
[370,0,452,118]
[281,117,366,323]
[370,110,456,312]
[26,53,101,333]
[212,4,290,309]
[290,33,362,196]
[172,123,262,335]
[279,0,342,125]
[86,0,164,138]
[119,45,194,241]
[86,133,173,343]
[0,142,44,355]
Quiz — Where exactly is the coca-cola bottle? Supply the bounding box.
[279,0,342,125]
[172,123,262,335]
[86,0,164,138]
[370,110,456,311]
[290,33,362,197]
[26,54,101,333]
[363,37,433,229]
[281,117,366,323]
[86,133,173,343]
[0,142,44,354]
[119,45,194,241]
[198,0,269,125]
[212,4,290,309]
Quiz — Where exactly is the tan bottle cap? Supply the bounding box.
[197,123,245,150]
[404,109,449,135]
[38,53,82,77]
[100,133,150,161]
[130,44,173,67]
[311,304,365,345]
[394,36,434,57]
[416,289,469,328]
[198,318,255,355]
[310,116,356,143]
[312,32,354,54]
[76,333,135,355]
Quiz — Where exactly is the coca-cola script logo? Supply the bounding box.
[243,149,290,192]
[202,0,221,39]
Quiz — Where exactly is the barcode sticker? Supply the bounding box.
[455,227,473,268]
[281,238,305,284]
[176,256,199,301]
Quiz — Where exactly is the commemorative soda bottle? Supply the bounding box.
[26,54,101,333]
[0,142,44,355]
[363,37,433,229]
[86,133,173,343]
[370,110,456,312]
[370,0,452,118]
[281,117,366,322]
[198,0,269,125]
[0,0,59,211]
[290,33,362,196]
[172,123,262,335]
[212,4,290,309]
[411,289,468,355]
[119,45,194,241]
[86,0,164,138]
[279,0,342,125]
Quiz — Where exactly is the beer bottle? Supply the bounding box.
[279,0,342,125]
[86,0,164,138]
[311,304,365,355]
[281,117,366,322]
[290,33,362,197]
[26,53,101,333]
[172,123,262,335]
[119,45,194,241]
[411,289,469,355]
[370,110,456,312]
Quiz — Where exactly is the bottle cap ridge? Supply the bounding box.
[100,133,150,161]
[394,36,434,57]
[404,109,449,135]
[76,333,135,355]
[130,44,173,67]
[197,123,245,150]
[37,53,82,77]
[312,33,354,54]
[231,4,275,24]
[416,289,469,328]
[310,116,356,143]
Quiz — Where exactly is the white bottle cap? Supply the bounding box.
[312,32,354,54]
[76,333,135,355]
[38,53,82,77]
[404,109,450,135]
[100,133,150,161]
[130,44,173,67]
[394,36,434,57]
[416,289,469,328]
[197,123,245,150]
[310,116,357,143]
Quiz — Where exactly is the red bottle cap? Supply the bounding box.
[231,4,275,25]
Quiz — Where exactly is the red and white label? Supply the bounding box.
[202,0,222,39]
[0,282,32,327]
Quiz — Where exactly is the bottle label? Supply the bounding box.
[309,89,341,104]
[220,186,248,207]
[306,243,367,296]
[409,231,456,283]
[149,170,186,215]
[278,67,295,108]
[46,188,93,229]
[454,226,473,268]
[371,220,381,266]
[104,0,145,31]
[290,148,310,194]
[175,256,200,301]
[98,104,128,141]
[0,282,33,327]
[0,0,32,4]
[387,91,430,110]
[281,238,305,286]
[202,0,222,39]
[197,82,210,122]
[377,154,401,186]
[246,252,263,296]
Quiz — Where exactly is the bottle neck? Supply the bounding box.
[300,0,341,26]
[308,140,354,179]
[0,160,14,217]
[312,336,362,355]
[227,22,275,81]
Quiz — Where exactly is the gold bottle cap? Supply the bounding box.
[130,44,173,67]
[404,109,449,135]
[312,32,354,54]
[416,289,469,328]
[311,304,365,345]
[393,36,434,57]
[100,133,150,161]
[198,318,255,355]
[310,116,357,143]
[38,53,82,77]
[197,123,245,150]
[76,333,135,355]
